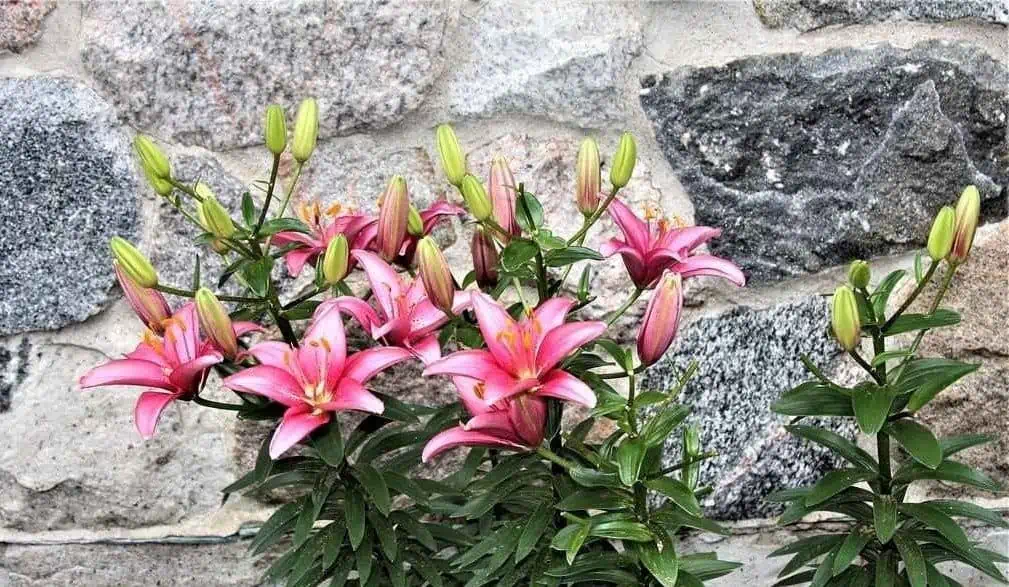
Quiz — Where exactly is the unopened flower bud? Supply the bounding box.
[927,206,956,262]
[489,156,519,239]
[407,205,424,237]
[195,288,238,358]
[471,227,499,289]
[134,135,171,181]
[199,192,235,240]
[115,263,171,333]
[416,237,455,314]
[109,237,158,288]
[436,124,466,187]
[848,260,871,290]
[609,132,637,189]
[575,138,601,216]
[322,234,349,285]
[949,185,980,264]
[141,163,174,197]
[264,104,287,156]
[637,271,683,367]
[460,174,492,222]
[376,176,409,261]
[831,285,861,352]
[291,98,318,163]
[509,394,547,447]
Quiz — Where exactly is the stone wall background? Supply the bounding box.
[0,1,1006,584]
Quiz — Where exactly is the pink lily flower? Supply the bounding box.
[357,200,465,267]
[273,200,375,276]
[422,376,547,462]
[115,262,171,333]
[223,304,412,458]
[423,293,605,409]
[79,303,223,439]
[599,198,745,289]
[327,250,471,365]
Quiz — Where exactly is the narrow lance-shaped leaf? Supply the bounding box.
[886,418,942,469]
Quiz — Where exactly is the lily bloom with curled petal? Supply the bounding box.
[223,304,412,458]
[327,250,470,365]
[273,200,375,276]
[423,293,605,409]
[115,262,171,333]
[79,303,223,439]
[422,376,546,462]
[599,198,745,290]
[357,200,465,267]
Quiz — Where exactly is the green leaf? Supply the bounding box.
[871,349,912,368]
[773,535,844,579]
[638,542,678,587]
[883,309,960,336]
[320,522,346,569]
[654,507,730,536]
[833,528,872,575]
[253,433,274,484]
[567,522,590,565]
[353,465,391,517]
[240,256,273,297]
[805,469,877,506]
[871,270,906,317]
[544,246,604,267]
[914,251,925,284]
[355,530,374,584]
[894,459,1001,493]
[501,238,539,271]
[899,503,970,550]
[515,190,543,231]
[810,548,837,587]
[555,489,631,511]
[515,501,553,563]
[851,383,891,434]
[875,550,897,587]
[787,425,877,473]
[940,433,993,456]
[534,229,567,251]
[578,266,592,301]
[644,477,702,516]
[902,359,979,412]
[641,404,690,448]
[241,192,257,227]
[569,467,622,489]
[677,554,742,581]
[367,509,397,561]
[893,533,927,587]
[346,489,366,550]
[924,499,1008,528]
[772,382,854,417]
[590,520,653,542]
[312,419,344,467]
[617,438,646,486]
[249,502,299,555]
[874,494,898,544]
[886,419,942,468]
[257,217,311,236]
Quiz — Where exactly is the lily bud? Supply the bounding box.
[436,124,466,187]
[291,98,319,163]
[264,104,287,156]
[109,237,158,288]
[575,138,601,216]
[322,234,349,285]
[927,206,956,262]
[140,163,174,197]
[831,285,861,352]
[199,191,235,240]
[848,260,870,290]
[682,425,701,490]
[949,185,980,264]
[195,288,238,358]
[376,176,409,261]
[489,156,519,239]
[637,271,683,367]
[471,227,499,289]
[407,205,424,237]
[609,132,637,189]
[134,135,171,181]
[115,263,171,333]
[460,174,492,222]
[416,236,455,314]
[509,394,547,447]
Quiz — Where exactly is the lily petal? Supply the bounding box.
[80,359,171,390]
[422,349,504,380]
[223,366,304,407]
[462,411,520,439]
[607,198,650,252]
[453,376,492,417]
[328,297,381,335]
[408,334,442,366]
[509,394,547,446]
[283,249,318,277]
[539,370,597,408]
[421,426,525,462]
[532,297,574,333]
[248,341,293,369]
[233,321,263,338]
[536,321,606,374]
[302,302,348,382]
[674,254,746,287]
[352,249,404,320]
[471,292,519,368]
[321,378,385,414]
[168,352,224,394]
[134,391,176,439]
[657,226,721,254]
[342,346,412,385]
[270,407,330,458]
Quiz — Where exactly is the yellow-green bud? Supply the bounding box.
[264,104,287,156]
[322,234,349,285]
[407,205,424,236]
[927,206,956,262]
[195,287,238,358]
[416,236,455,314]
[575,137,601,216]
[109,237,158,288]
[831,285,861,352]
[435,124,466,186]
[140,163,174,197]
[133,135,171,181]
[460,174,492,222]
[609,132,637,189]
[291,98,319,163]
[949,185,980,264]
[848,260,871,290]
[199,192,235,240]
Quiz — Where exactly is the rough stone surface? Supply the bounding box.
[754,0,1009,31]
[641,41,1008,282]
[642,297,856,520]
[0,0,55,53]
[445,0,643,126]
[80,0,452,149]
[0,77,138,336]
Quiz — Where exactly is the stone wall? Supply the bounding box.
[1,1,1006,584]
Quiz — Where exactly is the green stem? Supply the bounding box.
[193,395,243,411]
[283,287,325,310]
[880,262,939,331]
[606,287,643,327]
[536,446,579,471]
[878,433,892,495]
[892,266,957,380]
[627,369,638,435]
[262,163,304,255]
[253,154,282,236]
[154,284,261,304]
[267,284,298,347]
[567,186,620,246]
[169,179,204,202]
[848,350,882,385]
[651,451,718,478]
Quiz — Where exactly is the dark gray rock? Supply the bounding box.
[640,41,1008,283]
[0,77,138,335]
[754,0,1009,30]
[642,297,855,520]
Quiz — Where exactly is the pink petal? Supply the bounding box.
[352,250,404,319]
[328,297,381,334]
[422,349,504,380]
[125,342,167,365]
[599,240,650,287]
[79,359,171,390]
[232,321,263,338]
[342,346,413,384]
[471,292,519,368]
[453,376,491,417]
[532,297,574,333]
[270,407,330,459]
[464,411,522,441]
[480,375,540,408]
[407,299,450,339]
[222,365,304,407]
[168,352,223,394]
[509,394,547,446]
[535,321,607,374]
[320,378,384,414]
[607,198,650,252]
[656,226,722,254]
[134,391,177,439]
[248,341,294,368]
[301,302,348,382]
[273,231,319,248]
[283,249,317,277]
[674,254,746,287]
[408,334,442,366]
[164,304,200,365]
[419,201,466,232]
[421,426,526,463]
[539,370,597,408]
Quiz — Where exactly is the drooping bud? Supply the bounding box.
[949,185,980,264]
[134,135,171,181]
[488,156,519,239]
[927,206,956,262]
[575,138,601,216]
[416,236,455,314]
[322,234,349,285]
[471,227,499,289]
[436,124,466,187]
[291,98,319,163]
[831,285,861,352]
[198,190,236,240]
[115,263,171,333]
[376,176,409,261]
[636,271,683,367]
[407,205,424,236]
[848,260,871,290]
[609,132,637,189]
[460,174,492,222]
[195,288,238,358]
[508,394,547,447]
[109,237,158,288]
[681,425,701,490]
[264,104,287,156]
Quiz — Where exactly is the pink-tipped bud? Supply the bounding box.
[637,271,683,367]
[471,227,499,289]
[376,175,409,261]
[416,237,455,314]
[489,156,519,240]
[949,185,980,264]
[508,394,547,447]
[115,263,171,333]
[575,138,601,216]
[195,288,238,358]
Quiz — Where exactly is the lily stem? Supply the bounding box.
[536,446,579,471]
[154,284,261,304]
[606,287,643,327]
[880,261,939,331]
[252,154,282,237]
[193,395,243,411]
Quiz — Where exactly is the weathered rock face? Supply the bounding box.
[754,0,1009,30]
[445,0,643,126]
[80,0,452,149]
[0,77,138,336]
[642,297,855,520]
[641,41,1008,282]
[0,0,55,53]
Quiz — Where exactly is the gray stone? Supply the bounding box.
[0,77,139,336]
[642,297,855,520]
[640,41,1008,283]
[754,0,1009,31]
[445,0,643,126]
[0,0,55,53]
[81,0,452,149]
